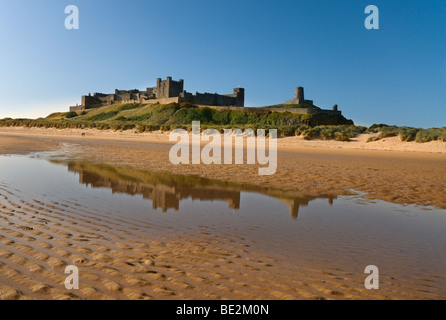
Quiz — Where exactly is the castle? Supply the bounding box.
[69,78,342,117]
[70,77,245,111]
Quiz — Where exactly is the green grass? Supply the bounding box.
[46,112,69,120]
[0,102,352,136]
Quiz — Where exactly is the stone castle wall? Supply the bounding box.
[141,97,180,105]
[179,88,244,107]
[69,105,85,112]
[203,106,342,116]
[70,97,181,112]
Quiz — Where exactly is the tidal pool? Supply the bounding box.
[0,154,445,299]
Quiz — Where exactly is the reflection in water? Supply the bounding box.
[65,162,336,219]
[2,155,445,299]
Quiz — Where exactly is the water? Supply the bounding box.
[0,154,445,298]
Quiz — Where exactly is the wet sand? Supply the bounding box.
[1,127,444,209]
[0,128,445,300]
[2,179,442,300]
[0,135,59,155]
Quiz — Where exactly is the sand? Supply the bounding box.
[2,182,440,300]
[1,127,444,209]
[1,126,446,154]
[0,135,60,155]
[0,127,445,300]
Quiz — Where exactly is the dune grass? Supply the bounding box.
[299,125,367,141]
[365,124,446,143]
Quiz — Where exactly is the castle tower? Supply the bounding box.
[285,86,313,105]
[294,87,304,104]
[233,88,245,107]
[154,77,183,98]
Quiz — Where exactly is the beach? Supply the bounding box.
[1,127,445,209]
[0,127,445,300]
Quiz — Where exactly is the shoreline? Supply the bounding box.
[1,127,445,209]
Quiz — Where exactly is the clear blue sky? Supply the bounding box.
[0,0,445,128]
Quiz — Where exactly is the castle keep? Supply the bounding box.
[70,77,245,111]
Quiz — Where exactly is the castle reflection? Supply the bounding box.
[66,162,336,219]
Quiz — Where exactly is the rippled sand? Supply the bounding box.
[1,181,443,300]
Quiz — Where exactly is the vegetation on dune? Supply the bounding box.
[414,128,446,143]
[300,125,367,141]
[1,103,443,143]
[366,136,381,143]
[64,111,78,119]
[365,124,446,143]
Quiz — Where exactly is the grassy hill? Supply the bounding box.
[1,102,353,136]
